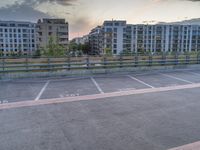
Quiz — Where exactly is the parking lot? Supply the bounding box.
[1,69,200,104]
[1,69,200,150]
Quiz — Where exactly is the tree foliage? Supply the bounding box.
[42,37,66,57]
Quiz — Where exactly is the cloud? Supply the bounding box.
[21,0,78,6]
[0,0,77,22]
[187,0,200,1]
[0,2,52,22]
[152,0,200,2]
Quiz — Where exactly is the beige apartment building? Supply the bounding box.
[37,18,69,49]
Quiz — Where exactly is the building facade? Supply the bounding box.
[102,21,127,55]
[130,24,200,53]
[72,35,89,45]
[88,20,200,55]
[37,19,69,49]
[88,26,103,55]
[0,21,37,56]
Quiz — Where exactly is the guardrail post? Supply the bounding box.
[186,55,190,65]
[149,55,152,66]
[175,53,178,65]
[47,57,51,72]
[86,57,90,69]
[119,54,123,68]
[25,56,29,72]
[2,57,5,73]
[162,54,166,66]
[67,56,71,70]
[134,55,138,67]
[197,53,200,64]
[103,57,107,69]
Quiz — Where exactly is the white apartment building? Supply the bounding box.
[88,20,200,55]
[131,24,200,53]
[102,20,127,54]
[88,26,103,55]
[37,19,69,49]
[0,21,37,56]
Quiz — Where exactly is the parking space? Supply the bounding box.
[162,71,200,83]
[93,76,149,93]
[0,81,46,103]
[40,78,100,99]
[132,73,188,88]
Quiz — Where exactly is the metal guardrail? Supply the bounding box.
[0,54,200,74]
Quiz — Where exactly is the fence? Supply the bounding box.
[0,54,200,74]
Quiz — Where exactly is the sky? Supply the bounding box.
[0,0,200,39]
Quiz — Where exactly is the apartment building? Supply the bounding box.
[37,18,69,49]
[0,21,37,56]
[102,20,127,54]
[88,26,103,55]
[131,24,200,53]
[88,20,200,55]
[72,35,89,45]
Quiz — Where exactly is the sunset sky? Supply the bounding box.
[0,0,200,39]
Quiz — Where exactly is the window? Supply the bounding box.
[106,28,112,32]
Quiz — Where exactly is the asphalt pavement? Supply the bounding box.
[1,69,200,150]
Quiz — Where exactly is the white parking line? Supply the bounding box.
[127,75,155,88]
[35,80,50,101]
[189,71,200,77]
[90,77,104,94]
[161,73,194,84]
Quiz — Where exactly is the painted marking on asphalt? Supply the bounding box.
[90,77,104,94]
[127,75,155,88]
[189,71,200,77]
[1,82,200,110]
[35,80,50,101]
[168,141,200,150]
[161,73,194,84]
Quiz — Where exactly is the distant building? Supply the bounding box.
[130,24,200,53]
[102,20,127,54]
[0,21,37,56]
[72,35,89,45]
[37,18,69,49]
[87,20,200,55]
[88,26,103,55]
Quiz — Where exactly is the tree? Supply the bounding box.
[42,36,66,57]
[0,50,3,57]
[33,49,41,58]
[68,42,87,56]
[104,48,112,56]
